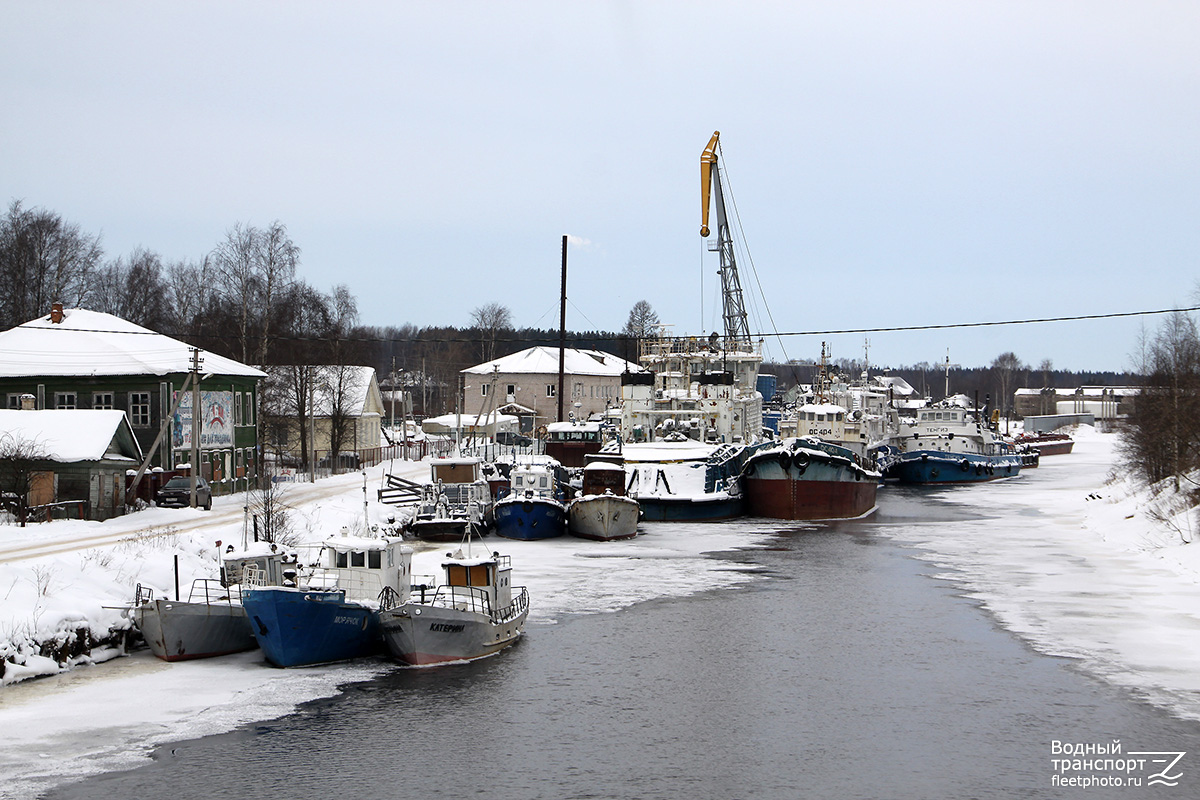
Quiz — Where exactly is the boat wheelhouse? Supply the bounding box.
[380,546,529,666]
[241,532,413,667]
[544,420,603,467]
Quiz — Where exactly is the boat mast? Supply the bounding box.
[700,131,751,350]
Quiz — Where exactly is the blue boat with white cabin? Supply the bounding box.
[877,401,1022,484]
[493,457,568,540]
[241,530,413,667]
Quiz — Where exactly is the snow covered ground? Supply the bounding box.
[0,458,775,799]
[877,426,1200,721]
[2,428,1199,799]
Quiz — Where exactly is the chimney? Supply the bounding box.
[50,302,64,324]
[19,394,35,411]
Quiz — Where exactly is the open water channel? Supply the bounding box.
[46,488,1200,800]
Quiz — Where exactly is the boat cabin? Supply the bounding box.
[312,531,414,604]
[581,461,627,497]
[430,458,484,484]
[507,458,560,500]
[222,546,294,588]
[439,551,514,614]
[545,421,602,467]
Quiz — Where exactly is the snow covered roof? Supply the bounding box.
[0,308,265,379]
[462,346,641,377]
[0,409,142,462]
[873,376,916,396]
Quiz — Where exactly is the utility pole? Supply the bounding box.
[189,347,202,508]
[558,234,567,422]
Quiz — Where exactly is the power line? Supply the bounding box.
[15,305,1198,347]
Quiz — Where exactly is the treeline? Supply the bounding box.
[0,199,1154,423]
[1120,311,1200,492]
[0,201,641,417]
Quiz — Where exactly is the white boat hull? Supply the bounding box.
[568,494,640,541]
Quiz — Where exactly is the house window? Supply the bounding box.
[55,392,77,409]
[234,392,243,426]
[7,394,20,409]
[546,385,556,398]
[573,382,583,399]
[129,392,151,427]
[93,392,114,409]
[244,392,254,426]
[506,384,516,396]
[481,384,489,397]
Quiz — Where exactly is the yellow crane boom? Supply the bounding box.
[700,130,720,237]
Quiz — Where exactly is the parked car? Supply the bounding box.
[318,453,361,470]
[495,431,533,447]
[155,477,212,510]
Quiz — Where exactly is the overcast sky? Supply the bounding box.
[4,2,1198,372]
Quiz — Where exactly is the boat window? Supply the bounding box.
[351,551,365,568]
[369,550,381,569]
[514,476,523,488]
[539,477,548,488]
[836,413,843,421]
[336,551,348,568]
[817,414,825,422]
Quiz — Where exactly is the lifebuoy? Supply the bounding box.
[777,452,792,471]
[960,459,969,472]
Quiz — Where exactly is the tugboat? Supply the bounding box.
[132,545,293,662]
[241,530,413,667]
[741,437,879,520]
[878,400,1023,484]
[568,458,640,541]
[408,458,494,542]
[379,543,529,666]
[493,456,568,541]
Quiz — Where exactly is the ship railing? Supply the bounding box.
[186,578,241,605]
[492,586,529,625]
[429,585,492,615]
[309,568,386,604]
[134,583,154,606]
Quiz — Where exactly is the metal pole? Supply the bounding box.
[558,234,567,422]
[190,348,201,508]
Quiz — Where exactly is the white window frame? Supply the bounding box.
[129,392,151,427]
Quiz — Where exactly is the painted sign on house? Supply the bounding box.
[173,390,235,449]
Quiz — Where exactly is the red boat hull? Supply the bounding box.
[743,475,877,520]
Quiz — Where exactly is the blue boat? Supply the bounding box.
[242,531,413,668]
[878,403,1022,485]
[493,457,568,540]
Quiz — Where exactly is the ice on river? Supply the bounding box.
[874,426,1200,721]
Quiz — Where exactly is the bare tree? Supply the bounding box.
[1121,311,1200,490]
[255,221,299,365]
[211,222,260,364]
[0,432,51,527]
[248,470,297,546]
[990,352,1027,419]
[470,302,512,363]
[0,200,102,328]
[164,257,212,337]
[89,247,168,329]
